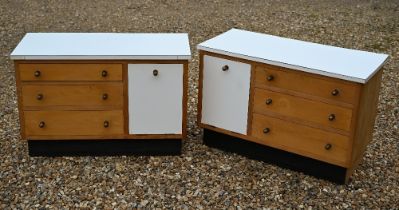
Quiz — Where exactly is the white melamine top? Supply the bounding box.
[10,33,191,60]
[197,29,389,83]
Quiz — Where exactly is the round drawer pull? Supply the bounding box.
[103,120,110,128]
[325,143,332,150]
[36,94,44,100]
[265,98,273,105]
[38,121,45,128]
[153,69,159,76]
[222,65,229,71]
[328,114,336,121]
[331,89,339,96]
[34,70,41,77]
[102,93,108,100]
[101,70,108,77]
[267,75,274,81]
[263,128,270,134]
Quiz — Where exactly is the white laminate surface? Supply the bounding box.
[128,64,183,134]
[198,29,389,83]
[201,55,251,135]
[11,33,191,60]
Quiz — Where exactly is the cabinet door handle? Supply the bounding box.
[331,89,339,96]
[222,65,229,71]
[325,143,332,150]
[263,128,270,134]
[265,98,272,105]
[102,93,108,100]
[34,70,41,77]
[39,121,45,128]
[267,75,274,81]
[328,114,336,121]
[153,69,159,76]
[36,93,44,100]
[101,70,108,77]
[103,120,110,128]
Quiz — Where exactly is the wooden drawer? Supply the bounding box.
[21,84,123,108]
[19,64,123,81]
[253,88,353,131]
[24,110,124,136]
[251,113,350,167]
[254,65,360,105]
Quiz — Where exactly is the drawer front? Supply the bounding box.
[21,84,123,107]
[24,110,124,136]
[254,65,360,104]
[128,64,183,134]
[19,64,122,81]
[251,113,350,167]
[253,88,353,131]
[201,55,251,135]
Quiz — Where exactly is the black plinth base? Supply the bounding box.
[203,129,347,184]
[28,139,182,157]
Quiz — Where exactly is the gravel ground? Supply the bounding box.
[1,0,398,209]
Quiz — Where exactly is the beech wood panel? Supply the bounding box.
[19,63,122,81]
[24,110,124,136]
[253,88,353,132]
[21,84,123,108]
[254,65,361,105]
[345,70,383,180]
[14,61,26,139]
[251,113,350,167]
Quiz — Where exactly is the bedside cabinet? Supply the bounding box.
[197,29,388,184]
[11,33,190,156]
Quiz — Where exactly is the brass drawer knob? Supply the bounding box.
[39,121,45,128]
[153,69,159,76]
[34,70,41,77]
[222,65,229,71]
[265,98,272,105]
[101,70,108,77]
[263,128,270,134]
[328,114,336,121]
[267,75,274,81]
[331,89,339,96]
[103,120,109,128]
[102,93,108,100]
[325,143,332,150]
[36,94,44,100]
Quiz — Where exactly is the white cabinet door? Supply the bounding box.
[128,64,183,134]
[201,55,251,135]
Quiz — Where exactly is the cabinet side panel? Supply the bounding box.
[350,70,383,169]
[14,61,26,139]
[201,55,251,135]
[182,61,188,139]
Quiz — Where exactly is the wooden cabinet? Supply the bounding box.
[16,62,126,140]
[198,29,388,183]
[11,33,190,155]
